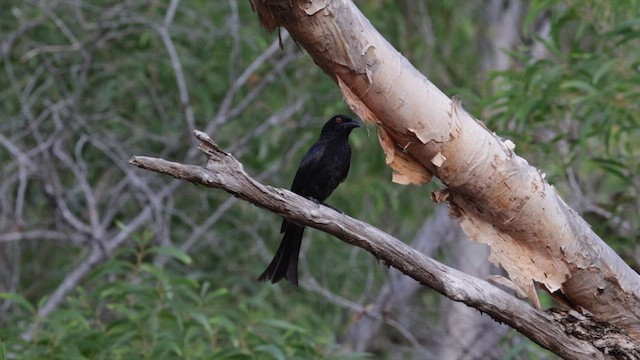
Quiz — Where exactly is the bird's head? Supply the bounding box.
[320,115,361,139]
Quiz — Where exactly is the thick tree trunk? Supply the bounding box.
[131,131,640,359]
[249,0,640,340]
[132,135,580,357]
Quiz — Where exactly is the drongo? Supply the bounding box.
[258,115,360,286]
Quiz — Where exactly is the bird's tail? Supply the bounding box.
[258,224,304,286]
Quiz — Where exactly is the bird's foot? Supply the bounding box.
[321,202,343,214]
[305,197,343,214]
[306,196,321,205]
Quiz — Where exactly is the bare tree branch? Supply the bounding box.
[129,130,640,359]
[155,0,196,133]
[347,206,451,353]
[0,1,309,326]
[249,0,640,340]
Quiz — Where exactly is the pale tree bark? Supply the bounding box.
[249,0,640,341]
[433,3,528,358]
[130,131,639,359]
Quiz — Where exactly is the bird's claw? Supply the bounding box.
[304,197,343,213]
[306,196,321,204]
[322,202,343,214]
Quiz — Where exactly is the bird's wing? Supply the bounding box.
[339,145,352,183]
[281,141,325,234]
[290,140,326,194]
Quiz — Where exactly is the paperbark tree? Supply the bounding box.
[129,0,640,358]
[249,0,640,337]
[131,131,638,359]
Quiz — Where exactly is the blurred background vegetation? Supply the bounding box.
[1,0,639,358]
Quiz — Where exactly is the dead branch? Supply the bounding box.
[129,129,640,359]
[248,0,640,341]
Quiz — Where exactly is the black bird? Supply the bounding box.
[258,115,360,286]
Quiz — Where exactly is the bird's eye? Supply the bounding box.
[335,117,342,123]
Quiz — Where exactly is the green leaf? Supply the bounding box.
[211,348,252,359]
[255,344,286,360]
[149,246,193,265]
[0,292,35,314]
[560,80,598,96]
[261,319,307,333]
[209,314,237,333]
[188,310,213,336]
[592,59,616,85]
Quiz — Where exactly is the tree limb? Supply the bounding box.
[130,130,640,359]
[248,0,640,340]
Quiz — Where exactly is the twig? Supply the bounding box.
[155,0,196,133]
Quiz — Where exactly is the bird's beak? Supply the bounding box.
[343,119,362,129]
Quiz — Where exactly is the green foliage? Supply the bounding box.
[2,0,640,358]
[0,241,368,359]
[482,0,640,258]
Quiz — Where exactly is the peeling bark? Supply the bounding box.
[130,130,637,358]
[249,0,640,339]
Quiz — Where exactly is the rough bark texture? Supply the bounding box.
[130,130,640,359]
[249,0,640,339]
